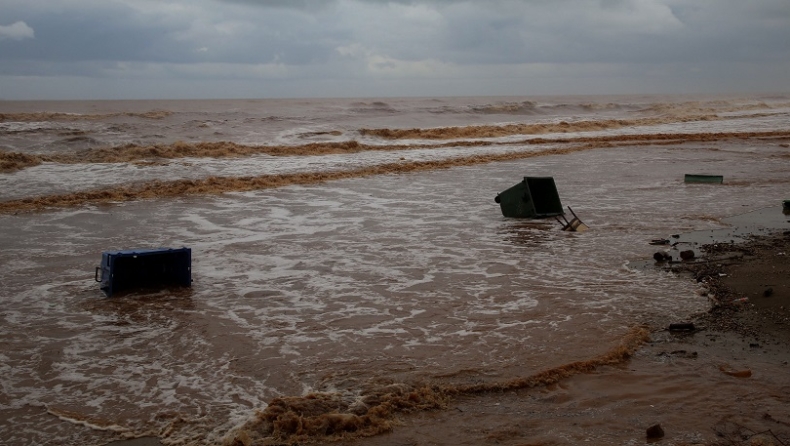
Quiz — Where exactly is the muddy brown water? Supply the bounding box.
[1,95,789,445]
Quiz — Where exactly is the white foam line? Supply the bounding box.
[47,407,130,433]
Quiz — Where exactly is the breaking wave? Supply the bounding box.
[0,140,473,172]
[425,97,790,117]
[0,109,173,122]
[6,129,786,212]
[349,101,398,114]
[223,327,650,445]
[359,115,721,140]
[0,150,42,172]
[4,128,788,174]
[468,101,539,115]
[638,100,789,116]
[0,144,607,213]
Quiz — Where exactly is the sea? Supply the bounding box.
[1,94,789,445]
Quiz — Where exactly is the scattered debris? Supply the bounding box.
[669,322,696,332]
[671,350,698,358]
[495,176,564,218]
[650,238,670,245]
[493,177,588,231]
[653,252,671,262]
[658,350,698,359]
[719,365,752,378]
[555,206,588,232]
[680,250,695,260]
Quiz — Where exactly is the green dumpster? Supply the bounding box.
[494,177,565,218]
[684,174,723,184]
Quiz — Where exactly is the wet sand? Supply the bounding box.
[107,438,163,446]
[690,230,790,343]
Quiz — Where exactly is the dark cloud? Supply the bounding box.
[0,0,788,98]
[0,2,342,70]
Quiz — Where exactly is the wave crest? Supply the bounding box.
[223,327,649,444]
[359,115,720,140]
[0,149,43,171]
[469,101,538,115]
[0,110,173,122]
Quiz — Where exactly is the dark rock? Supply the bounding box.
[763,287,773,297]
[670,350,698,358]
[653,252,670,262]
[669,322,695,332]
[680,250,695,260]
[646,423,665,439]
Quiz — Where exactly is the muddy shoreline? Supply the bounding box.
[674,230,790,344]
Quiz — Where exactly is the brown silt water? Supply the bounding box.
[1,94,789,445]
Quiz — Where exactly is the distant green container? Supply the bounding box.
[684,174,723,184]
[495,177,564,218]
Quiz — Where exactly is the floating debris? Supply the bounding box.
[495,176,564,218]
[668,322,696,332]
[555,206,589,232]
[95,247,192,297]
[684,174,723,184]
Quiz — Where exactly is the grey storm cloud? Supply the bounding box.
[0,0,788,99]
[3,0,788,65]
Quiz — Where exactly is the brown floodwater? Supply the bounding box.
[1,94,789,445]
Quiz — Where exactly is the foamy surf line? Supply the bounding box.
[47,406,132,434]
[2,129,787,174]
[223,327,649,445]
[3,129,789,213]
[358,115,725,140]
[0,110,173,122]
[0,144,605,213]
[0,140,502,172]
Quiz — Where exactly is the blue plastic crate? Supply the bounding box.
[95,247,192,297]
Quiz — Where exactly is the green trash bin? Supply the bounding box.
[684,174,723,184]
[495,177,565,218]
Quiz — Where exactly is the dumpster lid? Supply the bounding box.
[104,247,190,256]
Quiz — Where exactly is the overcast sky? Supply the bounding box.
[1,0,788,100]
